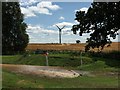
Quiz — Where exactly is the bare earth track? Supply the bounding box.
[1,64,80,78]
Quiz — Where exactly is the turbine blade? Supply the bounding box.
[56,25,61,30]
[61,25,66,29]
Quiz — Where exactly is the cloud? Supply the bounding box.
[59,16,65,20]
[53,22,74,27]
[27,24,58,34]
[62,28,73,35]
[21,7,36,18]
[74,20,79,24]
[37,1,61,10]
[28,6,52,15]
[75,7,88,13]
[20,1,61,18]
[20,0,39,6]
[26,24,58,43]
[62,28,72,32]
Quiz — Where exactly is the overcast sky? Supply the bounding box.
[20,0,119,43]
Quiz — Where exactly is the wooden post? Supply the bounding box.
[45,52,49,66]
[80,51,83,66]
[45,55,49,66]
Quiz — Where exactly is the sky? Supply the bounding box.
[20,0,119,43]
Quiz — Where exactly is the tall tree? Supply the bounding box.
[72,2,120,51]
[2,2,29,55]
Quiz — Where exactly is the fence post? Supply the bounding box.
[80,51,83,66]
[45,55,49,66]
[45,52,49,66]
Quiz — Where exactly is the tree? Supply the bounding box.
[76,40,80,44]
[2,2,29,55]
[72,2,120,51]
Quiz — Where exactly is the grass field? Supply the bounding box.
[2,51,119,88]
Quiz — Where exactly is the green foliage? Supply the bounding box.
[84,51,120,68]
[72,2,120,51]
[2,2,29,55]
[86,51,120,60]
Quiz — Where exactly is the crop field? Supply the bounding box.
[26,42,120,51]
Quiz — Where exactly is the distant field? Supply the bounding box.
[26,42,120,51]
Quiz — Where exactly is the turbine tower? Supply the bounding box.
[56,25,65,44]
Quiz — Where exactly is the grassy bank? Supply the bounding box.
[2,51,119,70]
[2,51,119,88]
[2,69,118,88]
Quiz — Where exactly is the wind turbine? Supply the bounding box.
[56,25,66,44]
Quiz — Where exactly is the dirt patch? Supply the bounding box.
[1,64,79,78]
